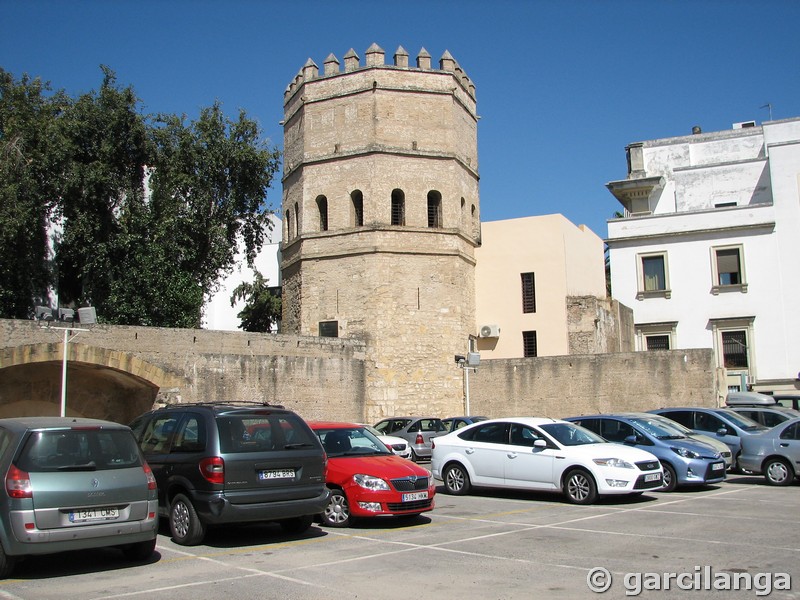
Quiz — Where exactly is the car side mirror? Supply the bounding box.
[623,434,638,445]
[533,439,547,449]
[716,427,727,436]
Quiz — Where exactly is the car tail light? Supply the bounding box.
[431,439,436,449]
[6,464,32,499]
[415,434,424,445]
[199,456,224,485]
[384,443,392,451]
[142,461,157,490]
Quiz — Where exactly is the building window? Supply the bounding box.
[427,190,442,228]
[286,209,293,239]
[316,195,328,232]
[294,202,300,236]
[636,252,670,299]
[635,321,677,352]
[721,330,748,368]
[522,331,537,357]
[712,245,747,293]
[351,190,363,227]
[645,335,670,350]
[319,321,338,338]
[391,189,405,226]
[521,272,536,313]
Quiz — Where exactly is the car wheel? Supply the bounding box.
[763,458,793,486]
[280,514,314,533]
[443,463,471,496]
[564,469,597,505]
[0,544,17,579]
[121,538,157,561]
[170,493,207,546]
[660,462,677,492]
[321,488,352,528]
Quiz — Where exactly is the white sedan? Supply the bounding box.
[361,425,412,460]
[431,417,664,504]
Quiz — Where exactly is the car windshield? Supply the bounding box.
[649,416,693,436]
[628,416,687,440]
[717,410,768,432]
[316,427,391,457]
[539,422,605,446]
[16,428,142,472]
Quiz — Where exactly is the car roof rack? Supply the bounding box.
[162,401,286,409]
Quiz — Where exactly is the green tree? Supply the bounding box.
[0,69,69,317]
[0,66,281,328]
[230,269,282,332]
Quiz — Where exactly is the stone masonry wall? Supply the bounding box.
[468,349,718,419]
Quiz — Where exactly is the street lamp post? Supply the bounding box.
[52,325,89,417]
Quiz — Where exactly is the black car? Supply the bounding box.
[129,402,329,545]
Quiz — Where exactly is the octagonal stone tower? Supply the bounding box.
[280,44,480,421]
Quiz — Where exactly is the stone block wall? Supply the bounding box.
[467,349,718,419]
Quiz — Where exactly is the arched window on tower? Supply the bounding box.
[391,189,405,226]
[286,208,294,239]
[316,195,328,231]
[351,190,364,227]
[294,201,300,236]
[427,190,442,228]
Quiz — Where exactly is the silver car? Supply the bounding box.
[738,417,800,485]
[373,417,447,461]
[0,417,158,578]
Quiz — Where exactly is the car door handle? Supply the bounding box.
[507,453,517,459]
[780,443,789,447]
[465,448,475,454]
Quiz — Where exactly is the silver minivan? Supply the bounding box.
[0,417,158,578]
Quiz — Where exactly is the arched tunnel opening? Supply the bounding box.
[0,361,159,425]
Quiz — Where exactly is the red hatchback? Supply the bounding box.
[308,422,435,527]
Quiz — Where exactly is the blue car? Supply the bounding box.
[563,413,726,492]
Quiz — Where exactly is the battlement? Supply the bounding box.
[284,43,476,103]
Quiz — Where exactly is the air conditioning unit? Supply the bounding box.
[479,324,500,338]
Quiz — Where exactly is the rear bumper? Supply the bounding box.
[189,487,330,525]
[6,501,158,556]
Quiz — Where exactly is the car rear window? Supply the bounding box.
[16,429,143,472]
[217,414,318,453]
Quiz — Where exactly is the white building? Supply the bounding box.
[606,118,800,394]
[203,216,282,331]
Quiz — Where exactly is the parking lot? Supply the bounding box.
[0,474,797,599]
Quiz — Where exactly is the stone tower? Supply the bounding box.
[280,44,480,421]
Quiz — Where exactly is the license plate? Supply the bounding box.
[402,491,428,502]
[644,473,661,482]
[69,507,119,523]
[259,469,295,480]
[712,462,725,471]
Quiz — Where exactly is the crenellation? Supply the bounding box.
[323,53,340,76]
[302,58,319,81]
[343,48,360,72]
[439,50,456,72]
[393,45,409,68]
[365,43,385,66]
[416,47,431,70]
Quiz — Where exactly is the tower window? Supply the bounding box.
[427,190,442,228]
[316,195,328,232]
[351,190,364,227]
[319,321,338,338]
[286,208,293,239]
[294,202,300,236]
[391,189,405,226]
[521,272,536,313]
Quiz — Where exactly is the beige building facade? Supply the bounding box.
[475,215,629,359]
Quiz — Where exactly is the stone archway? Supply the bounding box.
[0,343,184,424]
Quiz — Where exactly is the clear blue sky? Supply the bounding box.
[2,0,798,239]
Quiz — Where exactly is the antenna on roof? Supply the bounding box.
[760,103,773,121]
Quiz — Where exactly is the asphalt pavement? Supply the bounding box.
[1,473,798,599]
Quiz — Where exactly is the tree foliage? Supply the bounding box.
[0,67,280,327]
[230,269,282,333]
